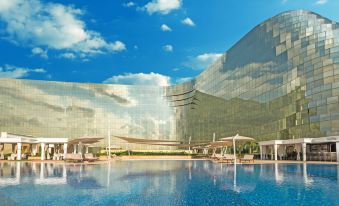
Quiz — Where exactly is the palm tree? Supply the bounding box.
[244,141,259,154]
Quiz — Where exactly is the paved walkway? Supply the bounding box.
[211,159,339,165]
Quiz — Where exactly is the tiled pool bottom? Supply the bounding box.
[0,161,338,206]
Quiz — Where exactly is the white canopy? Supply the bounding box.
[221,134,255,141]
[220,134,255,163]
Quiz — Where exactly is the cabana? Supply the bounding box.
[258,136,339,162]
[0,132,68,160]
[35,137,68,160]
[0,133,38,160]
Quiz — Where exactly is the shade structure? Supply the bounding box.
[208,141,233,148]
[114,135,209,148]
[68,137,104,145]
[114,136,181,143]
[220,134,255,163]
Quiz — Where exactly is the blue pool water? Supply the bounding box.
[0,161,338,206]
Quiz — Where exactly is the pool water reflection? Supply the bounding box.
[0,161,338,206]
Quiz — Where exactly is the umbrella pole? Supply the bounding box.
[233,138,236,164]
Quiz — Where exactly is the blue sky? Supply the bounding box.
[0,0,338,86]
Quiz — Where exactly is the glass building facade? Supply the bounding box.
[0,79,176,149]
[1,10,339,147]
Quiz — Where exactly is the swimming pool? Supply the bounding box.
[0,161,338,206]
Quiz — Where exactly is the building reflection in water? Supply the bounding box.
[274,163,283,184]
[0,161,338,196]
[0,162,103,188]
[303,163,313,186]
[202,162,337,193]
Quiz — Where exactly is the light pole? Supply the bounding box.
[108,118,111,160]
[64,105,67,139]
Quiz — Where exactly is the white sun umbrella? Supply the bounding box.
[220,134,255,164]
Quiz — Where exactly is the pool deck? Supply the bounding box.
[0,156,338,164]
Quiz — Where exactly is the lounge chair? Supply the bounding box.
[214,154,223,160]
[53,153,63,160]
[64,153,83,162]
[240,154,254,163]
[21,154,28,160]
[220,154,235,163]
[8,154,17,160]
[84,153,98,162]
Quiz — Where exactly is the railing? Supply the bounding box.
[307,152,337,162]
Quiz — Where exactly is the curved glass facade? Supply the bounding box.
[1,10,339,146]
[169,10,339,142]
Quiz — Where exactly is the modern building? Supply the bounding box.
[0,10,339,159]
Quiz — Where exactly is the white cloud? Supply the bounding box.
[281,0,288,4]
[176,77,193,84]
[315,0,327,5]
[108,41,126,51]
[181,17,195,26]
[163,44,173,52]
[0,64,46,78]
[185,53,222,70]
[123,2,135,7]
[59,52,76,59]
[103,72,171,86]
[144,0,182,15]
[161,24,172,31]
[0,0,126,58]
[31,47,48,59]
[196,53,222,62]
[32,68,46,73]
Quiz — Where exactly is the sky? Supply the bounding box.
[0,0,339,86]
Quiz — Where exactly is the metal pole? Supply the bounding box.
[233,134,238,164]
[233,138,236,164]
[188,136,191,153]
[108,120,111,160]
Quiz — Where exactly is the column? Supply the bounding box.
[41,143,45,160]
[73,144,77,154]
[260,145,263,160]
[32,144,38,156]
[85,146,89,154]
[11,143,15,153]
[46,144,50,160]
[17,143,22,160]
[302,143,307,162]
[274,144,278,161]
[336,142,339,162]
[0,143,4,159]
[63,143,68,157]
[78,142,82,155]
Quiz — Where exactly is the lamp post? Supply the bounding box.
[64,105,67,139]
[188,136,191,153]
[108,119,111,160]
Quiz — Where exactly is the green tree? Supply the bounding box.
[243,141,259,154]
